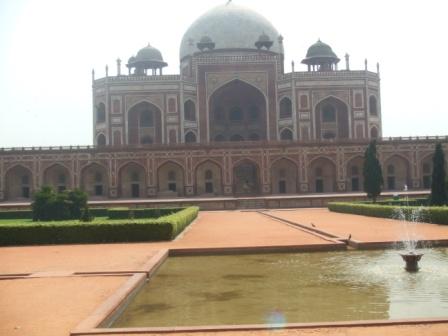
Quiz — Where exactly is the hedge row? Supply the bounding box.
[107,207,183,219]
[0,206,199,246]
[0,208,110,220]
[328,202,448,225]
[357,198,429,207]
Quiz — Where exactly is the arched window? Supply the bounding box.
[185,131,197,143]
[351,166,359,176]
[96,103,106,123]
[97,134,106,146]
[229,107,243,121]
[279,97,292,119]
[214,134,225,142]
[322,104,336,122]
[184,100,196,121]
[230,134,244,141]
[369,96,378,115]
[370,127,379,139]
[141,136,153,144]
[280,129,293,140]
[140,110,154,127]
[248,133,260,141]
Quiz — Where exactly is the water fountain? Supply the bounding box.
[396,185,424,272]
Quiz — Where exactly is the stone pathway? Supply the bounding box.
[1,209,448,336]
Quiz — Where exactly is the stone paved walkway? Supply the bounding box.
[1,209,448,336]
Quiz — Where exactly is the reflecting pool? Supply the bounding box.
[112,248,448,327]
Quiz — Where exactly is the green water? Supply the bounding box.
[112,249,448,327]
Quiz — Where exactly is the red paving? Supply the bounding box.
[267,208,448,243]
[1,209,448,336]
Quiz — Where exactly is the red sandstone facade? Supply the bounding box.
[0,3,446,202]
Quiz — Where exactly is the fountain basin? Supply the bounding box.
[105,249,448,328]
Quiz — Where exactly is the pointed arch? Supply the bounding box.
[280,128,293,141]
[118,161,147,198]
[383,154,411,191]
[80,162,109,198]
[271,158,298,194]
[195,159,223,195]
[279,96,292,119]
[127,100,162,145]
[96,133,106,146]
[185,131,197,143]
[308,157,336,193]
[209,79,267,142]
[233,159,260,195]
[157,160,185,196]
[184,100,196,121]
[43,163,71,193]
[5,164,33,200]
[346,156,364,192]
[315,96,349,140]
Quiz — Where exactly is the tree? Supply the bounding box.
[363,140,383,202]
[430,143,447,205]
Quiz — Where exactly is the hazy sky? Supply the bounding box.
[0,0,447,147]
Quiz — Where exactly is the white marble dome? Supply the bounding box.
[180,2,282,60]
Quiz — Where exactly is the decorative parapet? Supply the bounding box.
[279,70,379,82]
[93,74,181,87]
[1,136,446,154]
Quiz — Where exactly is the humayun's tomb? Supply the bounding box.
[0,2,446,204]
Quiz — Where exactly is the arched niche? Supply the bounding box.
[128,101,162,145]
[5,165,33,200]
[97,133,106,146]
[315,97,349,140]
[96,103,106,123]
[157,161,185,197]
[195,160,222,196]
[185,131,197,143]
[383,155,411,191]
[80,163,108,198]
[43,164,71,193]
[233,160,260,195]
[118,162,146,198]
[309,157,336,193]
[184,100,196,121]
[280,128,293,140]
[279,97,292,119]
[209,80,266,142]
[346,156,364,192]
[271,158,298,194]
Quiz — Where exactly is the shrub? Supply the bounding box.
[328,202,448,225]
[0,206,199,246]
[31,187,88,221]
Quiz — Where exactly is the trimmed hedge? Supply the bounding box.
[328,202,448,225]
[0,210,32,220]
[107,207,183,219]
[0,206,199,246]
[0,208,109,220]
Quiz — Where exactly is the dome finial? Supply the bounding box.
[226,0,232,5]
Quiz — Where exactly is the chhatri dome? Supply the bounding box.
[180,1,283,60]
